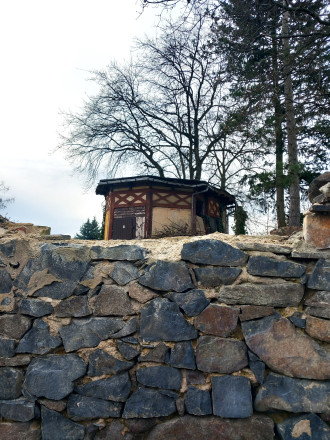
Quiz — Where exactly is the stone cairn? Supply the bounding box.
[0,237,329,440]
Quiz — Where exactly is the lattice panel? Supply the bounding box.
[208,199,221,217]
[113,191,147,208]
[152,191,191,208]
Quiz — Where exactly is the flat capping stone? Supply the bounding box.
[235,242,292,255]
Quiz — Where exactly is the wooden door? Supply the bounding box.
[112,217,136,240]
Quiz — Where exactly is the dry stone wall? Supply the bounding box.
[0,237,329,440]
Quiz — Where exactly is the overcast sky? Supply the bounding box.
[0,0,162,236]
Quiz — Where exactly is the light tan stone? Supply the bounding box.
[306,315,330,343]
[303,212,330,249]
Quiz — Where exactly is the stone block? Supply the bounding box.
[75,372,131,402]
[136,366,181,390]
[20,299,54,317]
[128,283,158,303]
[91,244,147,261]
[110,261,139,285]
[54,296,91,317]
[0,398,35,422]
[0,337,16,357]
[212,375,252,418]
[303,212,330,249]
[0,421,41,440]
[194,304,238,337]
[194,267,241,287]
[184,386,212,415]
[239,305,275,322]
[307,259,330,291]
[276,413,330,440]
[236,242,292,254]
[16,319,62,355]
[305,290,330,319]
[288,312,306,328]
[41,406,85,440]
[169,341,196,370]
[110,318,138,339]
[0,367,24,399]
[94,420,133,440]
[138,342,170,363]
[88,349,134,376]
[139,261,193,292]
[122,387,176,418]
[67,394,123,420]
[117,341,140,360]
[247,256,305,277]
[0,269,13,293]
[0,315,32,339]
[0,355,31,367]
[93,285,134,316]
[165,290,209,316]
[306,315,330,342]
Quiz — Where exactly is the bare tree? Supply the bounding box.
[0,182,14,213]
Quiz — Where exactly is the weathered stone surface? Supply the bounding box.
[20,299,54,317]
[23,354,87,400]
[93,285,134,316]
[0,337,16,357]
[136,366,181,390]
[139,261,193,292]
[247,256,305,278]
[75,373,131,402]
[0,421,41,440]
[276,413,330,440]
[67,394,123,420]
[185,386,212,415]
[254,372,330,413]
[140,298,197,342]
[239,305,275,322]
[128,283,158,303]
[169,341,196,370]
[219,283,304,307]
[303,212,330,249]
[242,314,330,379]
[165,290,209,316]
[248,350,265,384]
[59,317,125,351]
[147,415,274,440]
[194,304,238,337]
[16,319,62,355]
[125,418,157,434]
[212,375,252,418]
[196,336,248,373]
[0,398,35,421]
[0,355,31,367]
[122,387,176,418]
[38,398,67,412]
[0,314,32,339]
[306,315,330,342]
[88,349,134,376]
[236,241,292,254]
[181,239,248,266]
[91,244,147,261]
[33,280,78,300]
[54,295,91,317]
[41,406,85,440]
[308,259,330,291]
[308,171,330,202]
[0,270,13,294]
[117,341,140,360]
[0,367,24,399]
[110,318,137,339]
[305,290,330,319]
[110,262,139,285]
[194,267,242,287]
[94,420,133,440]
[138,342,170,363]
[186,370,206,385]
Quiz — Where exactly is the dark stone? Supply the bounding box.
[94,420,133,440]
[136,366,181,390]
[310,203,330,212]
[212,375,252,418]
[41,406,85,440]
[255,372,330,413]
[16,319,62,355]
[23,354,87,400]
[121,336,139,345]
[0,269,13,293]
[67,394,123,420]
[20,299,54,317]
[110,318,138,339]
[248,350,265,384]
[0,421,41,440]
[185,386,212,415]
[181,239,248,266]
[239,305,275,322]
[0,337,16,357]
[140,298,197,342]
[122,387,176,418]
[0,241,15,258]
[194,267,242,287]
[75,372,131,402]
[110,262,139,285]
[0,367,24,399]
[93,285,134,316]
[169,341,196,370]
[289,312,306,328]
[117,341,140,360]
[54,296,91,317]
[241,314,330,379]
[305,290,330,319]
[196,336,248,373]
[33,280,78,300]
[186,370,206,385]
[276,413,330,440]
[165,290,209,316]
[125,418,157,434]
[88,349,134,376]
[176,397,185,416]
[194,304,238,337]
[128,283,158,303]
[308,172,330,202]
[147,415,274,440]
[139,261,193,292]
[0,355,31,367]
[91,245,147,261]
[308,259,330,291]
[0,315,31,339]
[0,398,35,421]
[84,423,100,440]
[236,242,292,254]
[59,317,125,352]
[138,342,170,363]
[218,282,304,307]
[247,256,305,278]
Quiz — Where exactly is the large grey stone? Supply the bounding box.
[242,314,330,379]
[212,375,252,418]
[41,406,85,440]
[140,298,197,342]
[194,304,238,337]
[305,290,330,319]
[67,394,123,420]
[20,299,54,317]
[165,290,209,316]
[169,341,196,370]
[93,285,134,316]
[33,280,78,300]
[0,367,24,399]
[16,319,62,355]
[0,269,13,293]
[194,267,242,287]
[247,256,305,278]
[276,413,330,440]
[54,295,91,317]
[0,315,31,339]
[218,282,304,307]
[23,354,87,400]
[117,341,140,361]
[88,349,134,376]
[59,317,125,351]
[75,372,131,402]
[110,262,139,285]
[91,245,147,261]
[122,387,176,418]
[185,386,212,415]
[254,372,330,413]
[308,259,330,291]
[139,261,193,292]
[0,337,16,357]
[0,398,35,421]
[136,366,181,390]
[181,239,248,266]
[196,336,248,373]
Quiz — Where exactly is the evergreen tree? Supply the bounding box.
[75,217,101,240]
